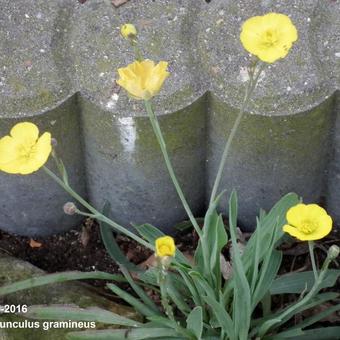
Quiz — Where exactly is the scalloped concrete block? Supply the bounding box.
[0,0,339,236]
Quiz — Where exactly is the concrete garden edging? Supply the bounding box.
[0,0,339,236]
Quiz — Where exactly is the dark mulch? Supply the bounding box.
[0,218,152,288]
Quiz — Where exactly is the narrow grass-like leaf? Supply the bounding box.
[186,306,203,339]
[290,303,340,331]
[190,272,235,339]
[202,295,235,339]
[100,202,141,272]
[250,217,262,294]
[229,190,251,338]
[268,327,340,340]
[252,292,339,330]
[252,250,282,309]
[176,267,202,308]
[195,191,226,288]
[270,270,340,295]
[107,283,155,317]
[23,305,141,327]
[243,193,299,273]
[0,271,125,297]
[263,328,304,339]
[147,316,193,338]
[66,328,185,339]
[165,276,190,315]
[258,318,282,338]
[120,266,160,314]
[222,193,299,303]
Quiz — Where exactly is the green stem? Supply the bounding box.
[131,40,143,61]
[209,62,265,205]
[276,268,326,322]
[261,254,334,336]
[42,166,154,251]
[158,269,175,321]
[144,100,202,237]
[308,241,318,281]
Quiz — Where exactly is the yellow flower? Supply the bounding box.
[283,203,332,241]
[155,236,176,257]
[0,122,52,175]
[117,59,170,100]
[240,12,298,63]
[120,23,137,40]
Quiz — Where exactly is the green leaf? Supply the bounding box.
[100,202,141,272]
[258,318,282,338]
[253,292,339,331]
[165,276,191,315]
[250,217,262,294]
[270,270,340,295]
[222,193,299,304]
[228,190,251,339]
[0,271,125,297]
[243,193,299,273]
[147,316,193,338]
[66,328,185,339]
[120,266,160,314]
[291,303,340,331]
[252,249,282,308]
[202,294,235,339]
[270,326,340,339]
[176,267,203,308]
[107,283,155,317]
[186,306,203,339]
[147,316,179,329]
[190,272,235,339]
[23,305,141,327]
[263,328,304,339]
[198,208,228,290]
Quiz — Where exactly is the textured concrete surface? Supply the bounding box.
[0,0,339,235]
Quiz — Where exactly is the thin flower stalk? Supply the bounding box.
[308,241,318,281]
[42,166,154,251]
[209,62,265,205]
[144,100,202,237]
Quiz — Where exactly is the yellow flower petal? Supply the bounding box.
[10,122,39,144]
[286,203,305,227]
[240,12,298,63]
[117,59,169,100]
[0,122,52,175]
[22,132,52,175]
[0,136,24,173]
[283,203,333,241]
[155,236,176,257]
[282,224,307,240]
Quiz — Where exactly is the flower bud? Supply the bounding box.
[327,245,340,261]
[120,23,137,40]
[63,202,77,215]
[155,236,176,258]
[51,138,58,147]
[154,236,176,269]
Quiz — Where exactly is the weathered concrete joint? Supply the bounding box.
[0,0,339,235]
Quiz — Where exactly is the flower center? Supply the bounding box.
[159,245,171,255]
[18,142,36,160]
[262,30,279,47]
[297,219,317,234]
